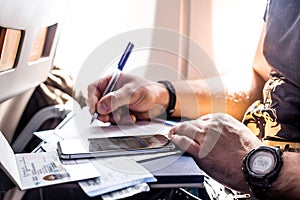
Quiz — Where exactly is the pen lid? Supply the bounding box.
[118,42,134,70]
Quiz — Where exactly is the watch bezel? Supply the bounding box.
[243,146,283,199]
[246,147,280,178]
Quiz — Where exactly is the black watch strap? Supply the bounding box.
[158,80,176,118]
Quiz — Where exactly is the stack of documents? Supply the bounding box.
[27,107,203,199]
[0,98,205,199]
[78,157,156,197]
[30,107,177,199]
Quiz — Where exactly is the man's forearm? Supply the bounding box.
[268,152,300,199]
[171,68,265,120]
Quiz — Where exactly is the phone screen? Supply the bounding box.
[88,134,170,152]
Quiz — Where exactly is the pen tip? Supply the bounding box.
[90,113,98,124]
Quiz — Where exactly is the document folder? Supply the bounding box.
[139,153,204,188]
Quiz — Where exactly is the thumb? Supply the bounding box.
[97,88,132,115]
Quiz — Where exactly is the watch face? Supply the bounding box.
[249,151,276,175]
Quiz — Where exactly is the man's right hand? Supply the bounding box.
[86,73,169,124]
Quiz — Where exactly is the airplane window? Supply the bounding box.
[29,24,57,63]
[0,27,23,72]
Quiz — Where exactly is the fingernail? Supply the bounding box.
[100,103,109,113]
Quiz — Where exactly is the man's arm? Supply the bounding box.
[87,25,268,123]
[172,23,269,121]
[171,68,265,121]
[268,152,300,199]
[169,113,300,199]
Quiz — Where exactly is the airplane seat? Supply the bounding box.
[0,0,71,198]
[0,0,69,151]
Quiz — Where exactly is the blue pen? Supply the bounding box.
[90,42,134,124]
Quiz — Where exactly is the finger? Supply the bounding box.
[170,121,204,143]
[170,134,199,155]
[109,107,137,125]
[87,74,114,113]
[87,74,113,113]
[98,114,110,123]
[87,82,100,114]
[116,114,136,125]
[95,74,114,94]
[97,85,133,115]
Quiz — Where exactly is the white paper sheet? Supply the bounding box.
[34,107,174,147]
[60,107,173,140]
[78,157,156,197]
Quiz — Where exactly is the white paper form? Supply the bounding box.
[34,107,175,157]
[0,131,100,190]
[60,107,173,140]
[78,157,156,197]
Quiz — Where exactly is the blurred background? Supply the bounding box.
[54,0,266,81]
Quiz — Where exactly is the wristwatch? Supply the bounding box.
[242,146,283,199]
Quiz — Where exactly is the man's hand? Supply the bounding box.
[168,113,263,192]
[86,73,169,124]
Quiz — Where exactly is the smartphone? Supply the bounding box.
[57,134,175,159]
